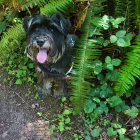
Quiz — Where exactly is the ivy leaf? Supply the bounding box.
[110,35,118,43]
[106,69,120,81]
[99,15,109,30]
[63,109,71,115]
[106,63,114,71]
[85,136,91,140]
[0,21,6,34]
[111,122,122,128]
[107,127,117,136]
[116,30,126,37]
[110,17,125,28]
[112,59,121,66]
[117,128,126,135]
[107,96,123,107]
[105,56,111,64]
[103,40,110,47]
[115,101,130,112]
[124,106,139,118]
[93,60,102,74]
[65,118,70,124]
[16,79,22,85]
[84,100,96,113]
[126,33,133,40]
[91,128,102,137]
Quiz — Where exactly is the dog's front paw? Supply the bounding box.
[37,87,51,98]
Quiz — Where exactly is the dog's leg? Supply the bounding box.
[53,78,68,99]
[36,67,52,98]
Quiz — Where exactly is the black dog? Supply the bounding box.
[23,14,77,98]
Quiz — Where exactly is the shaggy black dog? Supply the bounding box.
[23,14,77,98]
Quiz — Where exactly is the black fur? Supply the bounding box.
[23,14,77,98]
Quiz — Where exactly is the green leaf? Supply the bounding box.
[85,135,91,140]
[126,33,133,40]
[116,30,126,37]
[93,60,102,74]
[105,56,111,63]
[63,109,71,115]
[65,118,70,124]
[111,122,122,128]
[107,63,114,71]
[91,128,102,137]
[103,40,110,47]
[37,112,42,117]
[16,79,22,85]
[61,97,66,102]
[28,63,34,68]
[107,96,123,107]
[107,127,117,136]
[84,100,96,113]
[112,59,121,66]
[117,128,126,135]
[110,35,118,43]
[0,21,7,34]
[110,17,125,28]
[124,106,139,118]
[106,69,120,81]
[99,15,110,30]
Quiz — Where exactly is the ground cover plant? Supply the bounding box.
[0,0,139,139]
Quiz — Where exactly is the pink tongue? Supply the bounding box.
[37,49,47,63]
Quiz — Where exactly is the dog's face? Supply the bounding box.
[23,15,69,64]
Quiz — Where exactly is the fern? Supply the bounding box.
[71,2,101,113]
[114,35,140,96]
[114,0,136,31]
[0,24,25,61]
[40,0,74,16]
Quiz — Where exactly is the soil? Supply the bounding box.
[0,68,75,140]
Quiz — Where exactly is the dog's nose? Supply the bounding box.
[37,40,44,47]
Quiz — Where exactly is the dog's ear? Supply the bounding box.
[23,16,32,32]
[51,14,72,35]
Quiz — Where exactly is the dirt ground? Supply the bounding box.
[0,68,74,140]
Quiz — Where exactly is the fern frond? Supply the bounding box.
[114,35,140,96]
[40,0,74,16]
[71,2,101,113]
[0,24,25,61]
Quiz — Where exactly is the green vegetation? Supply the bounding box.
[0,0,139,139]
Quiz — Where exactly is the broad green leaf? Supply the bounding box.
[91,128,102,137]
[103,40,110,47]
[85,136,91,140]
[93,60,102,74]
[110,35,118,43]
[110,17,125,28]
[117,128,126,135]
[107,127,117,136]
[126,33,133,40]
[65,118,70,124]
[111,122,122,128]
[117,38,126,47]
[61,97,66,102]
[0,21,6,34]
[99,15,109,30]
[106,69,120,81]
[63,109,71,115]
[107,96,123,107]
[16,79,22,85]
[112,59,121,66]
[37,112,42,117]
[107,63,114,71]
[84,100,96,113]
[124,106,139,118]
[116,30,126,37]
[105,56,111,63]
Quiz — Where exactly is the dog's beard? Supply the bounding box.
[25,35,65,64]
